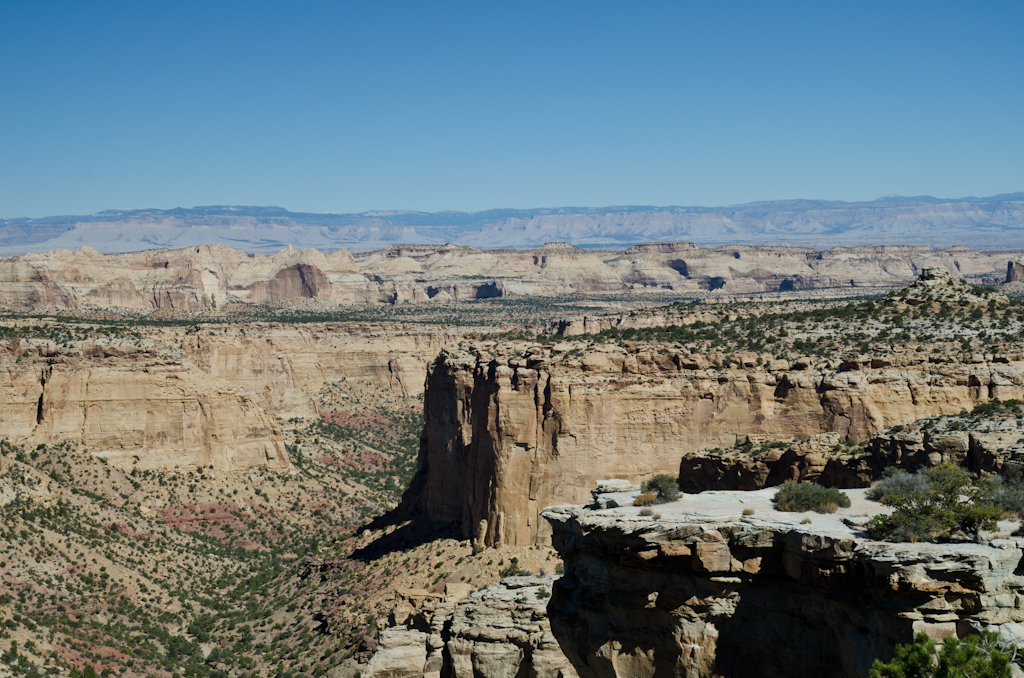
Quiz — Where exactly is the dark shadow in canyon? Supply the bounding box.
[350,511,462,562]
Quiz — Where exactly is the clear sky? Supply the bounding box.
[1,1,1022,218]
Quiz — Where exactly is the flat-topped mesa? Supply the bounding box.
[623,241,699,254]
[0,242,1014,311]
[542,490,1024,678]
[400,340,1024,547]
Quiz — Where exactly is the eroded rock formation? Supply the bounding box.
[405,341,1024,546]
[362,576,576,678]
[544,502,1024,678]
[0,241,1015,311]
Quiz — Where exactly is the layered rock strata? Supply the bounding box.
[543,497,1024,678]
[678,413,1024,494]
[0,242,1015,311]
[0,320,455,471]
[405,341,1024,546]
[362,576,576,678]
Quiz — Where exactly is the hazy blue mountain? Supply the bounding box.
[3,193,1024,255]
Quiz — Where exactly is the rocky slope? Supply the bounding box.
[4,195,1024,254]
[544,490,1024,678]
[0,241,1016,312]
[359,576,575,678]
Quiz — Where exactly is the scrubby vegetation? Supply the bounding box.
[773,481,851,513]
[640,474,680,504]
[0,376,561,678]
[550,280,1024,361]
[869,464,1004,542]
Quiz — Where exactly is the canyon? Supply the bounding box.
[6,247,1024,677]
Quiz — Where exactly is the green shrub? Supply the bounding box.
[869,463,1004,542]
[773,481,851,513]
[867,630,1012,678]
[640,474,680,504]
[498,557,521,578]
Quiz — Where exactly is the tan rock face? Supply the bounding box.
[0,321,456,471]
[0,343,288,472]
[0,241,1014,311]
[544,506,1024,678]
[406,342,1024,546]
[364,575,576,678]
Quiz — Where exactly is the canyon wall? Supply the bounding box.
[677,414,1024,494]
[0,321,458,471]
[405,342,1024,546]
[0,241,1016,311]
[544,506,1024,678]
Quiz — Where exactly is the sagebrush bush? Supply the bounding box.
[773,481,851,513]
[638,507,654,516]
[869,463,1004,542]
[986,467,1024,514]
[867,467,931,501]
[641,474,680,504]
[634,491,657,506]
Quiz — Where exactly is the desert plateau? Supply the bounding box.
[5,3,1023,675]
[2,237,1024,677]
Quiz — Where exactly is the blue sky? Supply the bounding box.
[1,1,1022,217]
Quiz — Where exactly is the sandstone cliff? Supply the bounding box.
[544,496,1024,678]
[0,320,456,471]
[405,341,1024,546]
[678,410,1024,494]
[0,241,1015,312]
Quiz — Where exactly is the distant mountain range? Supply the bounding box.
[3,193,1024,255]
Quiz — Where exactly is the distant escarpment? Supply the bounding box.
[4,196,1024,253]
[544,503,1024,678]
[0,241,1016,311]
[401,340,1024,546]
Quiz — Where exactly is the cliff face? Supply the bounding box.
[407,342,1024,546]
[0,320,455,472]
[677,410,1024,494]
[544,503,1024,678]
[0,343,287,471]
[0,241,1015,311]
